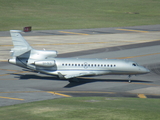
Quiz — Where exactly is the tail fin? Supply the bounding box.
[10,30,32,57]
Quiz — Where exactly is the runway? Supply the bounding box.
[0,25,160,106]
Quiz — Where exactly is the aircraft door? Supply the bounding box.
[84,62,88,69]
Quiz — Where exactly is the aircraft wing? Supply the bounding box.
[58,72,95,79]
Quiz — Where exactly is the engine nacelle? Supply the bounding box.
[34,60,55,67]
[30,49,58,60]
[38,50,57,58]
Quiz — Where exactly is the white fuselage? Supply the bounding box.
[9,57,150,79]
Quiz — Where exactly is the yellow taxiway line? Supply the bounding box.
[0,71,29,77]
[137,94,147,98]
[0,74,10,77]
[131,82,160,87]
[54,91,115,94]
[0,96,24,100]
[116,29,149,33]
[47,91,71,97]
[59,31,89,35]
[0,69,21,72]
[1,91,160,99]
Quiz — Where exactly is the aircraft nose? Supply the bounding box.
[146,68,150,73]
[141,67,150,74]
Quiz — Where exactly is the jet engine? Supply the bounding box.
[30,49,58,60]
[34,60,55,67]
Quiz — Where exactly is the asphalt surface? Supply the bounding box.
[0,25,160,106]
[0,24,160,37]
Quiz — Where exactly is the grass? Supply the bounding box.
[0,0,160,31]
[0,1,160,119]
[0,97,160,120]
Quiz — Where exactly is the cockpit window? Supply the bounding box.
[132,63,138,66]
[132,63,136,66]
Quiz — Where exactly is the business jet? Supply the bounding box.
[8,30,150,83]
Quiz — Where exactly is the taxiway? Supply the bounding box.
[0,25,160,106]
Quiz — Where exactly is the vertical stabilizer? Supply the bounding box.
[10,30,32,57]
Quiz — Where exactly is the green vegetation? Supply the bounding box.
[0,0,160,31]
[0,97,160,120]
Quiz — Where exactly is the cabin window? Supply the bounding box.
[81,64,83,66]
[88,64,90,67]
[104,64,106,67]
[114,65,116,67]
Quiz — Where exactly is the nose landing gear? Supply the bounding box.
[128,75,131,83]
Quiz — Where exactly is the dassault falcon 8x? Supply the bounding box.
[8,30,150,83]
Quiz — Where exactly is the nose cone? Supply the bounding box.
[140,67,150,74]
[146,69,150,73]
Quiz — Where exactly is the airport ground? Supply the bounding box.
[0,25,160,106]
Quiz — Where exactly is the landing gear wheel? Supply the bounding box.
[128,80,131,83]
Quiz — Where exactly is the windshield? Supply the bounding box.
[132,63,138,66]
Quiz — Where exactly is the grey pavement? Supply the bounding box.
[0,25,160,37]
[0,27,160,61]
[0,25,160,106]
